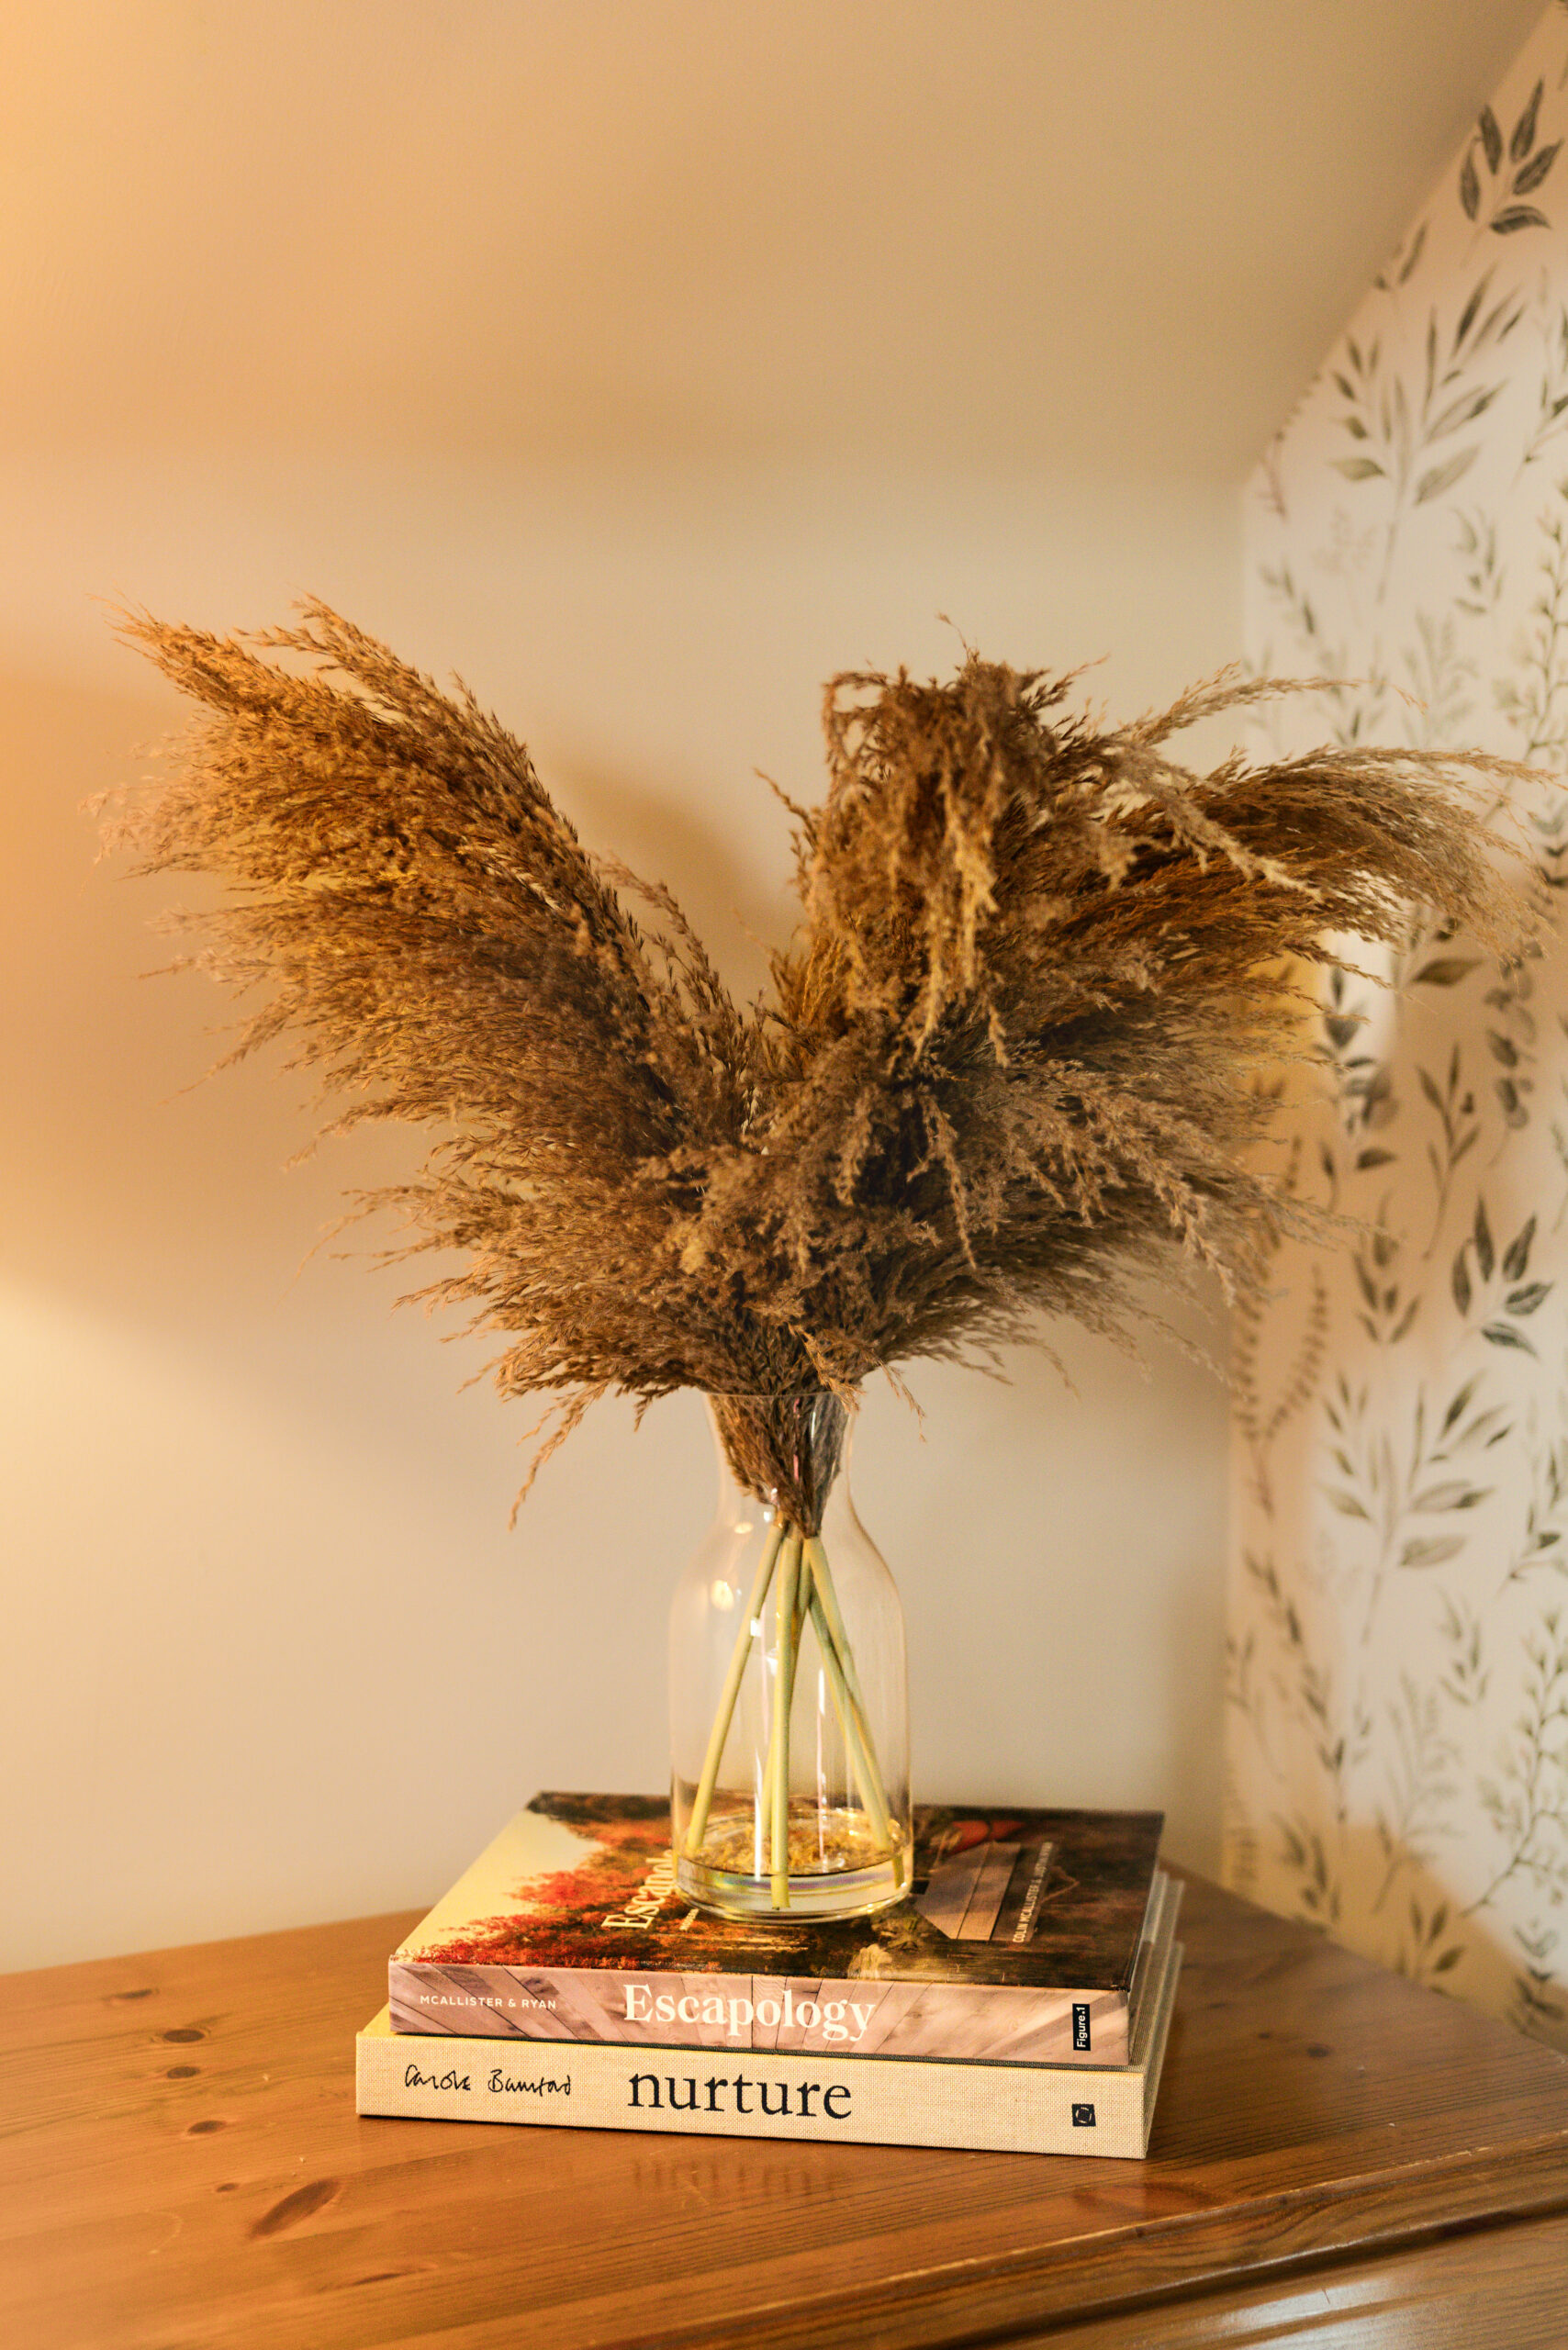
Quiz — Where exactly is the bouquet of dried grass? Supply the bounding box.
[107,602,1523,1909]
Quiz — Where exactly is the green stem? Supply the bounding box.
[792,1546,812,1652]
[684,1517,785,1860]
[687,1520,902,1908]
[804,1534,903,1886]
[808,1584,896,1873]
[767,1531,802,1905]
[803,1580,857,1783]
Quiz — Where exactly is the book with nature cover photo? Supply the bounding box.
[389,1792,1166,2065]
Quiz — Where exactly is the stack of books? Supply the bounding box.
[357,1792,1182,2157]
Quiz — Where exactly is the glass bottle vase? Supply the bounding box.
[669,1391,911,1919]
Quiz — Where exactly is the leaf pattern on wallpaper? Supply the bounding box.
[1458,80,1561,235]
[1228,3,1568,2050]
[1331,269,1525,599]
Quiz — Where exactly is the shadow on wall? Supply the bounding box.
[0,654,802,1511]
[0,665,789,1306]
[554,741,796,1007]
[0,657,1231,1965]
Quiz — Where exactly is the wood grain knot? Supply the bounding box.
[165,2065,200,2079]
[250,2177,342,2238]
[162,2027,206,2043]
[108,1986,156,2004]
[185,2119,229,2136]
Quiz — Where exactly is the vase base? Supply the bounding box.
[675,1802,909,1921]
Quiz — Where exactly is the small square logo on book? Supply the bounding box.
[1072,2002,1091,2050]
[1071,2102,1096,2128]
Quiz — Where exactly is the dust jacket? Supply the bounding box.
[389,1792,1165,2066]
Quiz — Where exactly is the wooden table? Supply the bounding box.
[5,1873,1568,2348]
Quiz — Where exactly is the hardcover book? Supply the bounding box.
[390,1792,1165,2066]
[360,1918,1182,2158]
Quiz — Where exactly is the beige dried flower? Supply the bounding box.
[107,603,1526,1505]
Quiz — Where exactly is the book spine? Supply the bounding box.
[358,1975,1178,2159]
[387,1961,1130,2065]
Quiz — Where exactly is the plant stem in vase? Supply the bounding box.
[670,1392,911,1919]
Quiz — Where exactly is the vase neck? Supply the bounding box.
[704,1391,852,1536]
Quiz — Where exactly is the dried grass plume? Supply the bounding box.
[106,603,1527,1503]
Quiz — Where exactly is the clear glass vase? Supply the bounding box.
[669,1391,911,1920]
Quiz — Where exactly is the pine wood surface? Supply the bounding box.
[4,1872,1568,2349]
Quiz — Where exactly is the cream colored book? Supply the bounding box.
[357,1916,1182,2160]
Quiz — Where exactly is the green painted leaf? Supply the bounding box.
[1483,1322,1537,1355]
[1505,1282,1551,1315]
[1510,80,1542,163]
[1460,152,1482,220]
[1414,957,1480,986]
[1440,1378,1480,1436]
[1428,386,1500,441]
[1412,1483,1491,1512]
[1474,1198,1495,1281]
[1480,106,1504,174]
[1503,1216,1537,1281]
[1493,206,1550,235]
[1402,1536,1465,1568]
[1514,140,1559,196]
[1416,448,1479,506]
[1325,1489,1372,1520]
[1333,456,1385,482]
[1454,276,1491,350]
[1452,1251,1473,1316]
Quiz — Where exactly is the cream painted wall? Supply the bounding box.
[2,461,1239,1968]
[1,0,1543,1967]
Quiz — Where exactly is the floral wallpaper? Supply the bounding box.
[1226,0,1568,2047]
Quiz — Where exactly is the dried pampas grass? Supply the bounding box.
[106,602,1526,1505]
